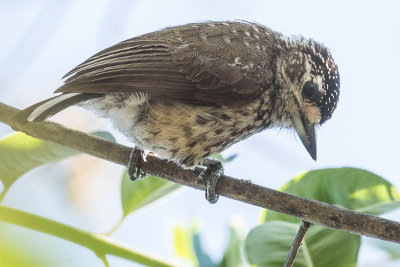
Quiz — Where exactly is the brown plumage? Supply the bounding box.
[16,21,340,202]
[57,22,280,108]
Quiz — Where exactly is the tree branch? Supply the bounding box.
[1,102,400,244]
[284,220,312,267]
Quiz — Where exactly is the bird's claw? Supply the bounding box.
[197,158,224,204]
[127,148,147,180]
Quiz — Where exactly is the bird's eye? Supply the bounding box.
[302,81,317,101]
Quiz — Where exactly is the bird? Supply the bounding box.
[15,21,340,204]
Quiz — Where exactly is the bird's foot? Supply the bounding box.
[197,158,224,204]
[127,148,147,181]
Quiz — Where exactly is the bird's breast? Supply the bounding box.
[83,92,273,167]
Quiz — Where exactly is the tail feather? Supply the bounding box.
[15,93,102,123]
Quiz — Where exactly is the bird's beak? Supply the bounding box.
[292,114,317,161]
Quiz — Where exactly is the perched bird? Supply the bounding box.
[16,21,340,203]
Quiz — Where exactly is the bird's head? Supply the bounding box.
[274,38,340,160]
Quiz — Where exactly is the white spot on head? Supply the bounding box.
[208,23,216,27]
[223,36,231,44]
[231,28,238,34]
[310,45,316,54]
[252,25,260,33]
[244,31,251,37]
[222,22,229,26]
[243,40,250,47]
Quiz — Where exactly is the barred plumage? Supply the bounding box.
[16,21,340,203]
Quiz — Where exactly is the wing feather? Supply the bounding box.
[56,21,276,107]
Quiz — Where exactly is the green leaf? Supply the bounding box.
[120,171,181,217]
[219,224,244,267]
[304,227,359,267]
[248,167,399,267]
[262,167,400,223]
[174,222,244,267]
[0,132,76,191]
[175,225,215,267]
[0,131,115,199]
[245,221,359,267]
[192,232,217,267]
[246,221,305,266]
[173,225,199,266]
[211,153,237,163]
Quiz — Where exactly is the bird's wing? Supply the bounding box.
[56,22,275,107]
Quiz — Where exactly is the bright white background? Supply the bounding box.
[1,0,400,266]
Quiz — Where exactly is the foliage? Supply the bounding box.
[0,131,114,200]
[245,168,400,266]
[173,222,245,267]
[0,131,399,266]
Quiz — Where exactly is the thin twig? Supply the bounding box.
[284,220,312,267]
[1,102,400,243]
[0,205,176,267]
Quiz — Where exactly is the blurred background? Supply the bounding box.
[1,0,400,266]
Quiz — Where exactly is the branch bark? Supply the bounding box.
[1,102,400,244]
[284,220,312,267]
